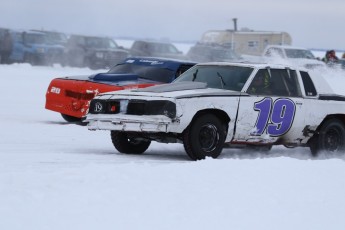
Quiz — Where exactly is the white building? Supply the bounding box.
[200,29,292,56]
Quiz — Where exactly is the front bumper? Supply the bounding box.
[86,114,173,132]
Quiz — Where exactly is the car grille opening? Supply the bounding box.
[89,99,176,118]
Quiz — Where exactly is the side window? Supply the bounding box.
[300,71,317,96]
[247,69,301,97]
[270,69,301,97]
[175,64,193,78]
[247,69,272,95]
[131,41,141,50]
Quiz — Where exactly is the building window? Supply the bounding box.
[248,41,259,48]
[222,42,234,49]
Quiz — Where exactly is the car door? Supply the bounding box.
[232,68,306,145]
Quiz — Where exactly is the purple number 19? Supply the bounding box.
[253,98,296,136]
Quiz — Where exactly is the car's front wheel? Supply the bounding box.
[111,131,151,154]
[183,114,227,160]
[309,118,345,156]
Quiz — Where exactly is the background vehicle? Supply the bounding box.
[130,40,185,59]
[87,62,345,160]
[187,43,242,62]
[63,35,130,69]
[45,57,195,122]
[0,28,12,63]
[9,30,64,65]
[262,45,326,69]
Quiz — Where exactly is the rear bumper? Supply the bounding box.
[45,98,87,118]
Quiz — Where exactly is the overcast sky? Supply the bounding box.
[1,0,344,50]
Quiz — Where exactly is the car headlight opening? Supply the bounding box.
[89,99,176,118]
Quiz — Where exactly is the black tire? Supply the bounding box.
[61,113,82,122]
[183,114,227,160]
[111,131,151,154]
[310,119,345,156]
[309,136,319,156]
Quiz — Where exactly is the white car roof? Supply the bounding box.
[195,61,307,71]
[193,62,334,95]
[265,45,311,50]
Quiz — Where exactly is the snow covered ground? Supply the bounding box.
[1,53,345,230]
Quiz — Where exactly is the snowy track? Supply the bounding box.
[1,64,345,230]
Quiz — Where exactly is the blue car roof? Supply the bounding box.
[118,57,196,71]
[66,57,196,85]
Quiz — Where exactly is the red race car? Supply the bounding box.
[45,57,195,122]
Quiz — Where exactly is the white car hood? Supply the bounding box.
[99,81,243,99]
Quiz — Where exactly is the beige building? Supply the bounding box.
[200,29,292,56]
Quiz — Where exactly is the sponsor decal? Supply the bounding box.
[139,59,164,65]
[94,102,103,112]
[50,87,61,94]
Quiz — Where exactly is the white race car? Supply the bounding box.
[86,62,345,160]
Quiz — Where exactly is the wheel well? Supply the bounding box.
[186,109,230,131]
[317,114,345,131]
[308,114,345,145]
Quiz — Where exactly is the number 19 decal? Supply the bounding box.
[252,98,296,136]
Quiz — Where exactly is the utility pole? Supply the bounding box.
[232,18,238,31]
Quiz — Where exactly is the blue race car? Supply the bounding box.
[45,57,196,122]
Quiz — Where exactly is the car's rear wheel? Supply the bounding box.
[309,119,345,156]
[61,113,82,122]
[111,131,151,154]
[183,114,226,160]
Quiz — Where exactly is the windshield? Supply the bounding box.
[174,65,253,91]
[285,49,315,59]
[150,43,180,54]
[46,32,67,44]
[24,33,47,44]
[85,37,119,49]
[108,63,176,83]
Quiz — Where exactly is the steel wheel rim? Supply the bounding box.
[199,124,219,152]
[325,127,344,151]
